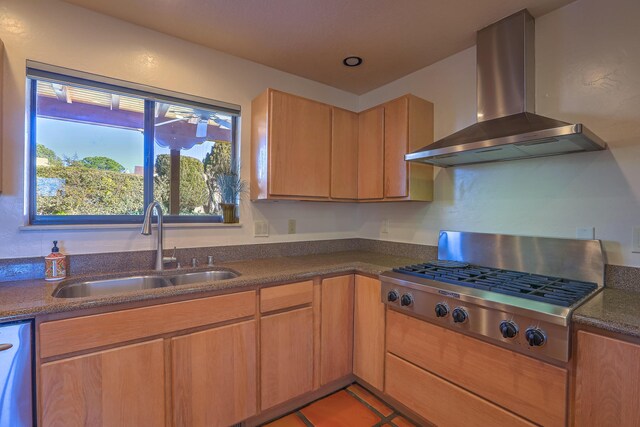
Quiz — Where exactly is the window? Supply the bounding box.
[28,63,239,225]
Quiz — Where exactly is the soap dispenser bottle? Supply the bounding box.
[45,241,67,281]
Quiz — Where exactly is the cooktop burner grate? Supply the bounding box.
[393,262,598,307]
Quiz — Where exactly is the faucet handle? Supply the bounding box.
[207,255,214,266]
[191,257,198,268]
[172,246,177,259]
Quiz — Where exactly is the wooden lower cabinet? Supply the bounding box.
[261,306,314,409]
[320,275,354,385]
[386,353,535,427]
[574,331,640,427]
[386,310,567,426]
[171,320,257,427]
[353,275,385,390]
[40,339,165,427]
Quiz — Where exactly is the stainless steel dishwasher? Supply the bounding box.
[0,320,34,427]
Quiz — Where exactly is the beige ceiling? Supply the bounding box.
[63,0,576,94]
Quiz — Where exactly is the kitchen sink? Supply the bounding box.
[52,269,240,298]
[167,270,238,286]
[52,275,171,298]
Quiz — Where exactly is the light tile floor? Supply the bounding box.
[263,384,418,427]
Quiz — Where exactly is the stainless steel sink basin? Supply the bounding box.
[52,275,171,298]
[52,269,240,298]
[167,270,239,286]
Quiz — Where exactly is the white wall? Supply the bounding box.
[0,0,360,258]
[357,0,640,267]
[1,0,639,267]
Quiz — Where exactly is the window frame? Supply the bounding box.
[27,65,240,226]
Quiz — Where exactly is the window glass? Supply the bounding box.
[153,102,233,216]
[29,73,238,225]
[34,81,145,216]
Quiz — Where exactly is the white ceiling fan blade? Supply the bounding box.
[196,120,208,137]
[155,118,185,127]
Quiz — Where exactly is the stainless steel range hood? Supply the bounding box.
[406,9,606,167]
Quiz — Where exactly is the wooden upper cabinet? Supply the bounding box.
[331,108,359,199]
[251,88,433,202]
[251,89,332,200]
[574,331,640,427]
[353,275,385,390]
[357,106,385,200]
[171,320,257,427]
[320,275,354,385]
[383,94,434,201]
[41,339,165,427]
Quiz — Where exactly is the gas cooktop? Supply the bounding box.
[393,261,597,307]
[379,231,605,363]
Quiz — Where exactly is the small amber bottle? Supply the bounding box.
[45,241,67,281]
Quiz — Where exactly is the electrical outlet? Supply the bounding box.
[288,219,296,234]
[633,227,640,253]
[381,219,389,234]
[254,220,269,237]
[576,227,595,240]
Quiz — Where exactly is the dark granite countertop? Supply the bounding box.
[573,288,640,339]
[0,251,417,322]
[3,248,638,340]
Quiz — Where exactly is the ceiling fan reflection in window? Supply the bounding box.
[154,103,232,151]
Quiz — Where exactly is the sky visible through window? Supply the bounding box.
[37,118,215,173]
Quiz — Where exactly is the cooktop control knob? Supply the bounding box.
[525,328,546,347]
[387,290,400,303]
[452,307,468,323]
[499,320,519,339]
[400,294,413,307]
[435,303,449,318]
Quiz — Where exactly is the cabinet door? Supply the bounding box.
[574,331,640,427]
[171,320,257,427]
[320,275,354,385]
[261,307,314,409]
[41,340,165,427]
[353,275,385,390]
[384,96,409,198]
[384,95,434,201]
[357,106,384,200]
[331,108,359,199]
[269,91,331,198]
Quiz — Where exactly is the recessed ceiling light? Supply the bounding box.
[343,56,363,67]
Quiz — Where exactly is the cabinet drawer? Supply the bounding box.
[386,310,566,427]
[40,291,256,358]
[260,280,313,313]
[386,353,535,427]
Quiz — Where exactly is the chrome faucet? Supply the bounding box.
[141,201,176,271]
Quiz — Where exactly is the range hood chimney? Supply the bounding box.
[406,9,606,167]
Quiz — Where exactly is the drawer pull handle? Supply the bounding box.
[0,343,13,352]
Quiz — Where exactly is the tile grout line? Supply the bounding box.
[344,386,401,426]
[295,410,315,427]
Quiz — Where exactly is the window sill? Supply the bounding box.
[19,222,243,231]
